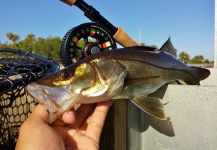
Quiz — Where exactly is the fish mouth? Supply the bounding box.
[26,83,73,106]
[26,83,48,102]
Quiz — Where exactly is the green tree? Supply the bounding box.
[148,44,157,48]
[18,34,36,52]
[179,51,190,63]
[6,32,20,44]
[45,37,61,59]
[34,37,46,56]
[190,55,204,64]
[140,42,145,46]
[204,59,210,64]
[33,36,61,60]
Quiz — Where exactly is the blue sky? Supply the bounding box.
[0,0,214,60]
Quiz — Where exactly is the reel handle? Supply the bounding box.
[60,0,138,47]
[60,0,77,6]
[114,27,138,47]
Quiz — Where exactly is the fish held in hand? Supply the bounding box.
[26,45,210,124]
[27,58,127,123]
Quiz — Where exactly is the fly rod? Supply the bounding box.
[60,0,139,47]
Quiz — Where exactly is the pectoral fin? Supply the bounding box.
[130,97,167,120]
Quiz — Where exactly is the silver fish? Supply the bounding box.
[26,44,210,123]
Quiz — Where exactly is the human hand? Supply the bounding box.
[16,101,112,150]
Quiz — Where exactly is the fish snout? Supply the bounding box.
[26,83,48,102]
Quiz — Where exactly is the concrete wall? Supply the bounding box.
[215,0,217,68]
[128,69,217,150]
[201,68,217,86]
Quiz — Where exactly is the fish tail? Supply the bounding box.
[190,66,210,81]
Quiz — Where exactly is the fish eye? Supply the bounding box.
[61,71,71,79]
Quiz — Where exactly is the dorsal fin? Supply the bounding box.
[159,37,177,57]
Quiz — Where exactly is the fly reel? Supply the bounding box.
[60,23,117,66]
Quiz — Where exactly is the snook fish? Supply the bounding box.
[26,41,210,123]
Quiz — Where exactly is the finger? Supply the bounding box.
[52,107,76,126]
[53,118,66,126]
[62,109,76,124]
[68,103,95,128]
[86,101,112,143]
[30,104,49,123]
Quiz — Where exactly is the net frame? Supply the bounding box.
[0,48,59,150]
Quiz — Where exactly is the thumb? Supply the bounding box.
[30,104,49,123]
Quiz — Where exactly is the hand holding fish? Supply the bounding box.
[16,101,112,150]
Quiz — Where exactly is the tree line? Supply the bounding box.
[179,51,213,64]
[0,32,62,61]
[0,32,213,64]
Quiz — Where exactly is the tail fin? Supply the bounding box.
[190,66,210,81]
[130,97,167,120]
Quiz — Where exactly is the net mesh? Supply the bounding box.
[0,48,59,150]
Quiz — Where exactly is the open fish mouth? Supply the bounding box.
[26,83,49,102]
[26,83,73,108]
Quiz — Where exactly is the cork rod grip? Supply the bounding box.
[60,0,77,6]
[113,27,139,47]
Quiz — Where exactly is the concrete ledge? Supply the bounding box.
[201,68,217,86]
[128,84,217,150]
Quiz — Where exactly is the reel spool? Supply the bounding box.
[61,22,117,66]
